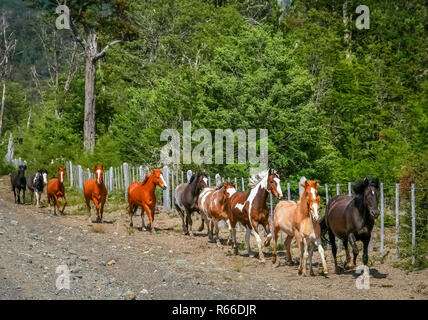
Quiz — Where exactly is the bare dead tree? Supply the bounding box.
[0,11,17,139]
[69,18,121,153]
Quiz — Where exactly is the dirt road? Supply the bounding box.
[0,176,426,300]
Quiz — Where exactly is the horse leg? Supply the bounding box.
[362,236,370,268]
[343,239,352,269]
[175,205,188,235]
[272,224,279,265]
[85,196,91,214]
[100,200,105,223]
[250,221,265,263]
[30,190,34,206]
[61,195,67,214]
[226,219,232,246]
[52,194,58,216]
[348,233,359,269]
[12,187,17,204]
[316,238,328,275]
[186,212,194,236]
[128,202,134,227]
[143,204,154,232]
[285,235,294,265]
[309,242,315,276]
[17,188,21,204]
[263,221,272,247]
[197,212,205,232]
[93,198,100,222]
[231,226,238,255]
[328,230,339,274]
[295,232,304,275]
[245,226,253,256]
[139,207,146,230]
[22,188,25,204]
[214,220,221,247]
[301,237,309,276]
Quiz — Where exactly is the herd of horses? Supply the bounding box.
[9,164,380,276]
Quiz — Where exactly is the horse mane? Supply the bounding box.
[353,178,379,195]
[140,174,150,186]
[215,184,224,191]
[248,169,269,188]
[188,173,196,184]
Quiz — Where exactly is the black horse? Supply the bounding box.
[27,169,48,207]
[174,172,208,236]
[11,165,27,204]
[320,177,380,274]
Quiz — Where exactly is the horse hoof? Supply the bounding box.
[310,271,315,277]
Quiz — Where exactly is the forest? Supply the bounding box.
[0,0,426,190]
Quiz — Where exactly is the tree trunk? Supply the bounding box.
[83,29,98,153]
[0,81,6,138]
[84,55,96,152]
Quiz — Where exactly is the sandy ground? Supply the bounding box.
[0,176,427,300]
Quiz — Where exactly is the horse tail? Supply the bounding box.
[319,216,329,243]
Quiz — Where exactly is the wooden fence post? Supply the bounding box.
[187,170,192,182]
[78,165,83,191]
[242,177,245,191]
[69,161,73,187]
[348,182,351,196]
[171,170,175,208]
[411,184,415,265]
[380,182,384,257]
[299,176,306,198]
[395,183,399,259]
[287,182,290,200]
[109,167,114,193]
[336,184,341,252]
[123,163,129,199]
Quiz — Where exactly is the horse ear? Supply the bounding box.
[364,177,369,185]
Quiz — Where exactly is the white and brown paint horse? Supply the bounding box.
[229,169,283,262]
[272,180,328,276]
[198,181,237,246]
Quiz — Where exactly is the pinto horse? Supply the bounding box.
[272,180,328,276]
[47,167,67,215]
[11,165,27,204]
[198,181,237,246]
[320,177,380,274]
[174,172,208,236]
[27,168,48,207]
[127,168,167,232]
[229,169,283,262]
[84,165,107,223]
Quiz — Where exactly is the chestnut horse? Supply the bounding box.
[127,168,167,232]
[320,177,380,274]
[229,169,283,262]
[198,181,237,246]
[174,172,208,236]
[272,180,328,276]
[84,165,107,223]
[47,167,67,215]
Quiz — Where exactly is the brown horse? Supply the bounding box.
[47,167,67,215]
[320,177,380,274]
[174,172,208,236]
[272,180,328,276]
[229,169,283,262]
[127,168,167,232]
[198,181,237,246]
[84,165,107,223]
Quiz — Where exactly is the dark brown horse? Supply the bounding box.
[229,169,283,262]
[174,172,208,236]
[320,177,380,274]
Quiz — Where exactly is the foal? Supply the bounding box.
[47,167,67,215]
[127,169,167,232]
[272,180,328,276]
[84,165,107,223]
[198,181,237,246]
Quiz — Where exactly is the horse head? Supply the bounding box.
[152,169,168,190]
[267,169,283,200]
[189,172,208,194]
[38,169,48,185]
[221,181,237,199]
[93,165,104,185]
[18,165,27,177]
[354,177,380,219]
[57,167,66,184]
[301,180,320,221]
